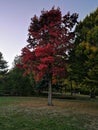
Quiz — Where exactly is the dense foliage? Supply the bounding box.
[69,8,98,98]
[17,7,78,105]
[0,52,8,95]
[0,55,34,96]
[0,8,98,98]
[0,52,8,76]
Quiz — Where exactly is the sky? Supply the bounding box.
[0,0,98,69]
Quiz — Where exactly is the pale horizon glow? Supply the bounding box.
[0,0,98,69]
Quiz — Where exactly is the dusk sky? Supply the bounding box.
[0,0,98,69]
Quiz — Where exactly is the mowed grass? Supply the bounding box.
[0,96,98,130]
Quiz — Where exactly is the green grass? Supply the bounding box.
[0,96,98,130]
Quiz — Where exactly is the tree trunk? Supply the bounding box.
[48,78,53,106]
[90,87,96,99]
[90,90,96,98]
[90,92,96,98]
[70,80,73,96]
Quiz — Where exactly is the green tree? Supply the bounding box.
[69,8,98,97]
[0,52,8,76]
[84,46,98,98]
[3,56,35,96]
[6,67,34,96]
[68,42,88,93]
[0,52,8,95]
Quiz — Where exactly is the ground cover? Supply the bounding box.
[0,96,98,130]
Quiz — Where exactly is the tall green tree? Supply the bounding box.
[84,45,98,98]
[69,8,98,97]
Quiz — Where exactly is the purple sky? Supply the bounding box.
[0,0,98,69]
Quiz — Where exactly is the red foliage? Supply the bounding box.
[41,56,54,64]
[35,43,54,57]
[38,64,48,71]
[18,7,78,81]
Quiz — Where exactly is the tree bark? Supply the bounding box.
[90,87,96,98]
[48,78,53,106]
[70,80,73,96]
[90,90,96,98]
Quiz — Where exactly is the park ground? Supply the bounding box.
[0,95,98,130]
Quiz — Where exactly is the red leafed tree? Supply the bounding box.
[18,7,78,105]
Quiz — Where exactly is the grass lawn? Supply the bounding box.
[0,96,98,130]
